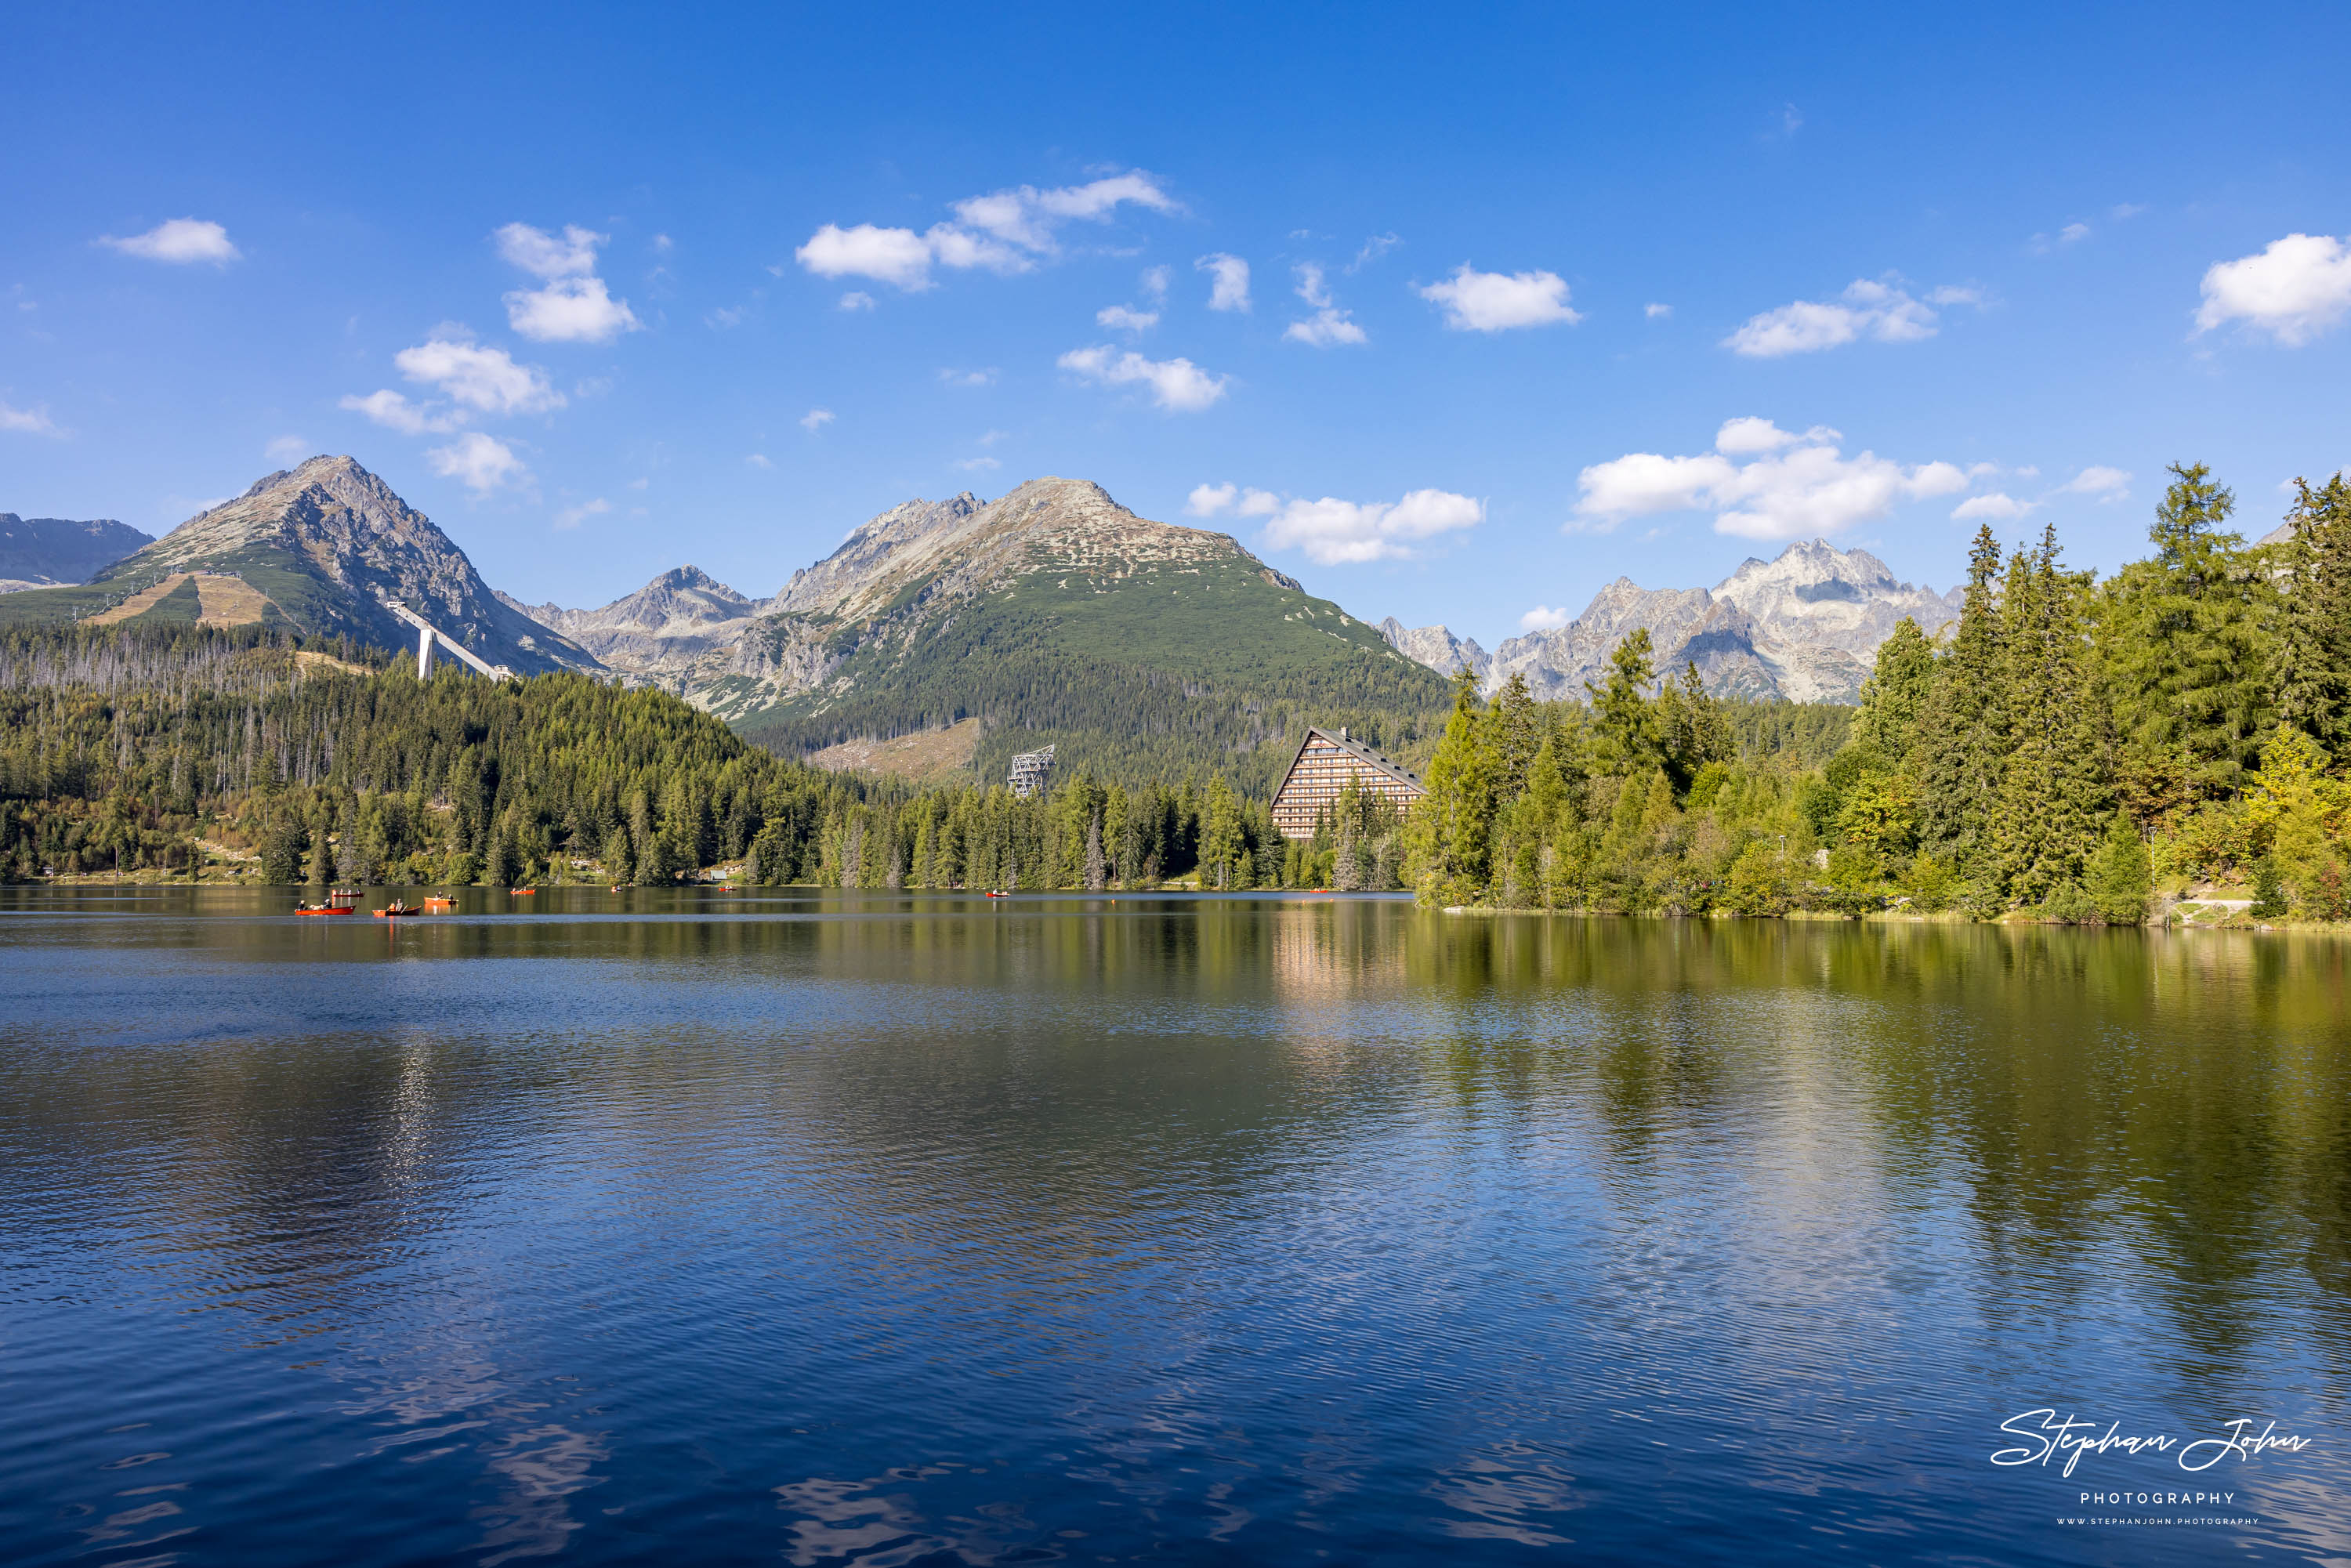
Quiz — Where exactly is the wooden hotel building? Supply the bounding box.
[1270,726,1427,841]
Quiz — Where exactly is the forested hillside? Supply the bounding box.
[1402,464,2351,922]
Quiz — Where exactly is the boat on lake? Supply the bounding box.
[422,895,456,911]
[293,900,348,915]
[372,901,422,918]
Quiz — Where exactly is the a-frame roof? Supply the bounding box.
[1277,725,1426,796]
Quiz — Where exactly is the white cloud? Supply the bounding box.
[99,217,240,265]
[2111,204,2149,221]
[495,223,641,343]
[1184,483,1280,519]
[839,291,877,312]
[1056,345,1229,412]
[554,497,610,530]
[797,223,939,290]
[1520,604,1573,632]
[745,453,772,469]
[1348,233,1400,272]
[796,172,1176,293]
[494,223,602,279]
[1096,304,1159,333]
[1418,264,1581,331]
[1285,310,1366,346]
[264,434,309,465]
[956,456,1001,472]
[394,335,563,416]
[1259,488,1483,565]
[1645,302,1672,319]
[505,275,640,342]
[1927,284,1986,307]
[653,234,674,252]
[1186,482,1237,516]
[706,305,748,329]
[2060,223,2091,245]
[427,433,526,493]
[1140,265,1171,302]
[949,172,1176,249]
[1723,277,1949,357]
[1952,493,2028,520]
[0,401,62,436]
[1574,418,1969,540]
[800,407,835,432]
[2059,465,2131,499]
[938,367,998,387]
[1284,263,1367,346]
[339,388,459,435]
[1197,253,1251,312]
[2195,233,2351,346]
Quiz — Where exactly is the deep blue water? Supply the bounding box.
[2,886,2346,1565]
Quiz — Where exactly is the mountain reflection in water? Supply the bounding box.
[0,887,2344,1566]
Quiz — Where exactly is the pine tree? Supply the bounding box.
[2272,473,2351,762]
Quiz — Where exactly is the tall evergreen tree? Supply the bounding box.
[1586,628,1661,778]
[1407,667,1496,901]
[1852,617,1936,763]
[2104,462,2276,804]
[1991,524,2106,904]
[1917,524,2009,875]
[2272,472,2351,762]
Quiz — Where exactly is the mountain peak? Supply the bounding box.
[23,456,599,674]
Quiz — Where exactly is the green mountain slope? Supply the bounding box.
[698,477,1451,791]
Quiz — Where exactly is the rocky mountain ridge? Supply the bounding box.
[0,513,154,592]
[1382,539,1958,704]
[0,457,599,673]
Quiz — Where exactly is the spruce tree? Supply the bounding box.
[1991,524,2106,906]
[1407,667,1495,902]
[1853,617,1936,763]
[2272,473,2351,762]
[1917,525,2009,875]
[1586,628,1661,778]
[2105,462,2276,803]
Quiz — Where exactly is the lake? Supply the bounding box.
[1,887,2346,1565]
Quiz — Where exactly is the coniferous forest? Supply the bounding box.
[1404,464,2351,922]
[3,462,2346,922]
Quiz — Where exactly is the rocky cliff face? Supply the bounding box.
[0,513,154,591]
[1378,618,1489,683]
[12,456,601,673]
[498,565,769,683]
[1483,540,1958,704]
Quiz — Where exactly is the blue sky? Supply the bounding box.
[7,1,2349,648]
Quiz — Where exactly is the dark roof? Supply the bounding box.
[1277,725,1425,795]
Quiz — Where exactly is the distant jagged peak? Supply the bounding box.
[1712,536,1916,607]
[1379,617,1491,681]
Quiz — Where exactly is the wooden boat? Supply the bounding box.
[509,887,535,895]
[372,901,422,918]
[294,901,348,915]
[422,895,456,911]
[985,890,1012,898]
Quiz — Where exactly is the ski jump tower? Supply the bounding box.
[382,598,517,681]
